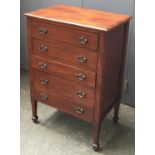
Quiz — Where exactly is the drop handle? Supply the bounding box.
[40,79,48,85]
[77,55,87,63]
[39,45,48,52]
[74,106,84,114]
[78,36,88,45]
[76,73,86,81]
[38,62,47,69]
[40,93,48,100]
[76,90,85,98]
[38,27,48,35]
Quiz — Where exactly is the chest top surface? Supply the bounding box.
[25,4,131,31]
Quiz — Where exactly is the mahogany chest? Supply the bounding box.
[25,4,131,151]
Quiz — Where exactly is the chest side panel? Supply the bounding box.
[100,25,126,116]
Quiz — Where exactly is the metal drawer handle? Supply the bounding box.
[76,90,85,98]
[76,73,85,81]
[77,55,87,63]
[39,45,48,52]
[38,62,47,69]
[78,36,88,45]
[38,27,48,35]
[75,106,84,114]
[40,93,48,100]
[40,79,48,85]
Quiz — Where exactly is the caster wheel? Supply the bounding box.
[92,143,99,152]
[32,116,38,123]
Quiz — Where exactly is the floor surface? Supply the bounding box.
[20,70,135,155]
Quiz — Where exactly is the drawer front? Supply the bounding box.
[32,39,97,70]
[31,56,96,88]
[33,71,95,107]
[34,88,94,123]
[31,20,98,50]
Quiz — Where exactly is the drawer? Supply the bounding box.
[34,88,94,123]
[31,56,96,88]
[32,39,97,70]
[33,71,95,107]
[31,20,98,50]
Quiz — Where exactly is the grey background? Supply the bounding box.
[20,0,135,106]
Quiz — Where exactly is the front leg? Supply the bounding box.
[93,121,101,151]
[31,98,38,123]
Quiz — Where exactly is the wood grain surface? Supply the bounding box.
[31,55,96,88]
[32,38,98,70]
[25,4,131,31]
[31,20,99,50]
[34,88,94,123]
[33,70,95,107]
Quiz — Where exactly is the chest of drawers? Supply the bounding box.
[25,4,131,151]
